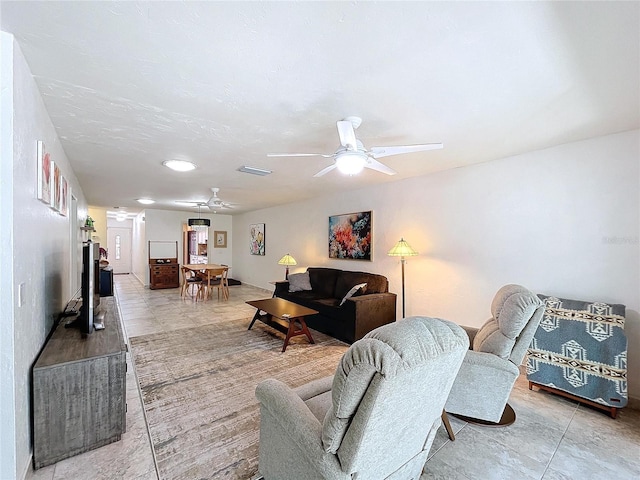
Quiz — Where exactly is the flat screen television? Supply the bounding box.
[77,241,102,333]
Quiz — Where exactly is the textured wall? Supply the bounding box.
[232,130,639,398]
[0,31,17,480]
[87,206,108,244]
[1,34,88,479]
[131,212,147,285]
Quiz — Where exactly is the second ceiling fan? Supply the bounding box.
[178,187,233,212]
[267,116,443,177]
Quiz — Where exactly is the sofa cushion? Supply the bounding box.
[288,272,312,292]
[308,268,341,298]
[335,271,388,299]
[339,283,367,306]
[287,291,329,303]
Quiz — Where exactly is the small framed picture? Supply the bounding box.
[214,230,227,248]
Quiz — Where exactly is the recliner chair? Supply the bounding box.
[445,284,544,425]
[255,316,469,480]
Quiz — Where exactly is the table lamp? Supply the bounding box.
[278,254,297,280]
[387,238,418,319]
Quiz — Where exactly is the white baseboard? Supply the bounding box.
[21,453,33,480]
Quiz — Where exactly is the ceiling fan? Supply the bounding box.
[206,188,232,211]
[177,187,233,212]
[267,116,443,177]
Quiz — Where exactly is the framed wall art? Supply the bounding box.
[59,175,69,217]
[214,230,227,248]
[37,141,52,204]
[328,211,372,260]
[250,223,265,255]
[52,161,61,211]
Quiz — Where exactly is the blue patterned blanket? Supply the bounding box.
[527,295,627,408]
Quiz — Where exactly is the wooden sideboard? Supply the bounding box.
[149,240,180,289]
[32,297,127,469]
[149,259,180,289]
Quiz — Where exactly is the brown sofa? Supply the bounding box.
[273,267,397,344]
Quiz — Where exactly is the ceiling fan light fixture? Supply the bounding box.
[163,159,197,172]
[336,153,366,175]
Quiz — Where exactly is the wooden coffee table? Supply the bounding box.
[246,298,318,352]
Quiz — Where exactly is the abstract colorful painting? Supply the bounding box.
[250,223,265,255]
[37,141,52,204]
[329,211,372,260]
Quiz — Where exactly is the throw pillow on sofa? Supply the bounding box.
[288,272,312,292]
[340,283,367,306]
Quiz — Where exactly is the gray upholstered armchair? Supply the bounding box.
[255,316,469,480]
[445,284,544,425]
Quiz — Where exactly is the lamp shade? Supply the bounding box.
[278,254,297,266]
[387,238,418,257]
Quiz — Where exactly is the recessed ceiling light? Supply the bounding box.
[163,160,197,172]
[137,198,155,205]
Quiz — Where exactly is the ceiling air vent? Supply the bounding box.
[237,165,272,176]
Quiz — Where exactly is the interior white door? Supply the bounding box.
[107,227,132,274]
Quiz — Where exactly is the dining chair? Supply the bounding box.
[180,266,203,299]
[196,268,213,301]
[197,267,227,301]
[217,266,230,300]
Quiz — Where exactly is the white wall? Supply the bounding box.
[0,33,88,480]
[232,130,639,398]
[131,211,146,285]
[142,209,232,286]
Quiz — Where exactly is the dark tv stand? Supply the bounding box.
[32,297,127,468]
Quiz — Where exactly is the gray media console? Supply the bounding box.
[32,297,127,469]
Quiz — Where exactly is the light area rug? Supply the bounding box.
[130,316,348,480]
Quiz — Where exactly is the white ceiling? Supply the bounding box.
[2,1,638,216]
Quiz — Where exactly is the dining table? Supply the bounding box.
[182,263,230,301]
[183,263,227,272]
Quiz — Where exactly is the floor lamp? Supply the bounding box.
[277,253,297,280]
[387,238,418,319]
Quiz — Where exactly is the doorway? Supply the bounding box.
[107,227,132,274]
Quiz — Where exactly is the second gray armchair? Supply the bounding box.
[445,284,544,424]
[255,316,469,480]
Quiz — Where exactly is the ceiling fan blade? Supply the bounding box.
[369,143,443,159]
[337,121,357,151]
[267,153,333,158]
[313,164,337,177]
[365,158,397,176]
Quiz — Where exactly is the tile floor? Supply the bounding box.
[26,275,640,480]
